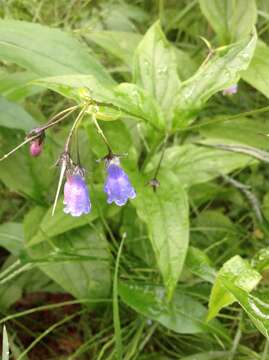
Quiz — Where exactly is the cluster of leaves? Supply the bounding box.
[1,0,269,358]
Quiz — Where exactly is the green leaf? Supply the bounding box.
[146,144,255,189]
[242,41,269,99]
[27,225,111,300]
[185,246,216,283]
[133,22,181,115]
[172,32,257,127]
[0,70,41,101]
[208,255,261,320]
[35,75,164,129]
[0,222,24,256]
[221,279,269,338]
[199,116,269,149]
[119,282,227,337]
[133,173,189,300]
[86,31,142,65]
[0,19,113,84]
[0,96,38,131]
[199,0,257,43]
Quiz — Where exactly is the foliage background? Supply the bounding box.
[1,0,269,359]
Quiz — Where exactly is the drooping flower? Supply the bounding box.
[222,84,238,96]
[104,157,136,206]
[29,139,43,157]
[63,169,91,217]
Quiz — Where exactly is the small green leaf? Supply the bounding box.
[208,255,261,320]
[0,19,113,84]
[133,173,189,300]
[172,32,257,127]
[119,282,227,337]
[0,96,38,131]
[134,21,181,115]
[199,0,257,43]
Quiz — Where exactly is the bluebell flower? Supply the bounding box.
[104,158,136,206]
[63,173,91,216]
[222,84,238,96]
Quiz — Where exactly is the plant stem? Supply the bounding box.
[92,112,113,154]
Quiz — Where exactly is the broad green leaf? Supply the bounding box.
[0,19,113,84]
[175,48,198,81]
[0,70,40,101]
[27,225,111,300]
[199,117,269,149]
[86,31,142,65]
[0,222,23,256]
[35,75,165,129]
[133,22,181,115]
[221,279,269,338]
[172,32,257,128]
[185,246,216,283]
[0,96,38,131]
[133,173,189,300]
[242,41,269,99]
[208,255,261,320]
[119,282,227,337]
[146,144,255,189]
[199,0,257,43]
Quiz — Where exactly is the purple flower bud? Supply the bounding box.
[30,139,43,157]
[104,158,136,206]
[222,84,238,96]
[63,174,91,216]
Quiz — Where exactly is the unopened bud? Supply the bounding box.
[30,139,43,157]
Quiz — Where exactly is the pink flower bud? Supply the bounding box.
[30,139,43,157]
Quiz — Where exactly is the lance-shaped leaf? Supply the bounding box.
[208,255,261,320]
[0,19,113,84]
[199,0,257,44]
[172,31,257,128]
[133,173,189,300]
[133,21,181,115]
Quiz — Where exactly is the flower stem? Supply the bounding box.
[92,112,113,154]
[0,105,78,162]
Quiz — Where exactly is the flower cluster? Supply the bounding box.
[62,155,136,217]
[2,105,137,217]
